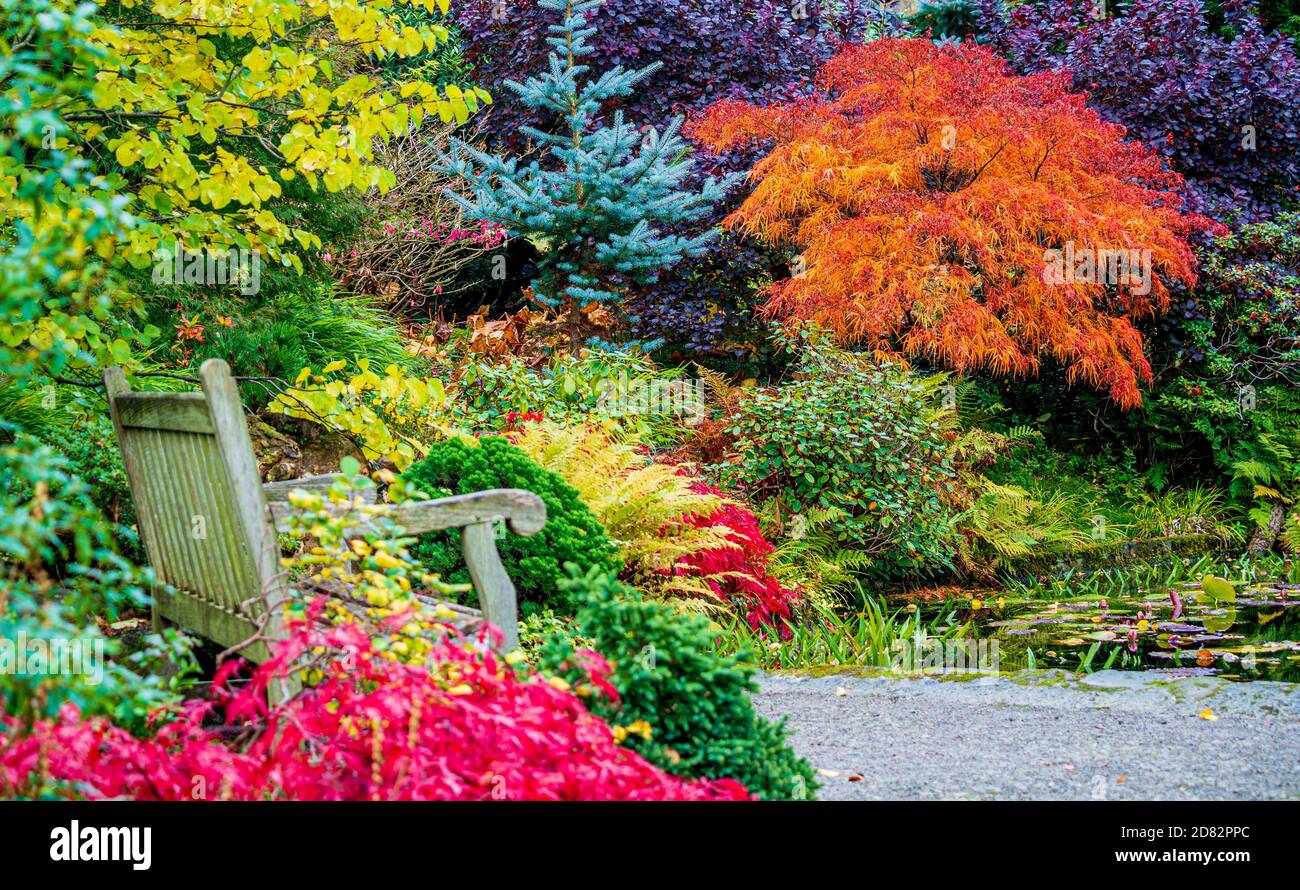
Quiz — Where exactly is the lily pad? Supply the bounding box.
[1201,574,1237,603]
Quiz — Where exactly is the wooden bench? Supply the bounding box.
[104,358,544,673]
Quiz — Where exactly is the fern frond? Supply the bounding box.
[511,420,735,598]
[1282,511,1300,553]
[693,364,737,407]
[761,503,873,604]
[1232,459,1277,485]
[1002,424,1041,445]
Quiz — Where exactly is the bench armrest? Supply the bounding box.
[265,487,545,651]
[387,489,546,537]
[266,488,545,537]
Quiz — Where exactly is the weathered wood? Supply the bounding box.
[115,392,214,434]
[393,489,546,536]
[266,488,546,538]
[106,360,544,685]
[462,521,519,650]
[105,365,266,665]
[152,587,271,663]
[104,367,167,633]
[262,473,376,503]
[199,360,298,701]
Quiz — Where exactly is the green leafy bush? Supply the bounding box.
[448,347,699,446]
[715,331,956,576]
[147,284,413,407]
[0,433,194,733]
[1143,211,1300,514]
[404,436,621,612]
[539,566,817,801]
[42,412,134,526]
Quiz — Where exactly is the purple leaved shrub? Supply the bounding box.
[979,0,1300,224]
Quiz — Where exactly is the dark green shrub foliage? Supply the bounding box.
[1148,211,1300,479]
[404,436,621,612]
[540,566,817,800]
[41,413,139,552]
[910,0,984,41]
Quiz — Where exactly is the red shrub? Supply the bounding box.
[1,619,748,801]
[678,483,801,634]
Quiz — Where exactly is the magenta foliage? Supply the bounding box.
[1,616,750,801]
[677,483,802,635]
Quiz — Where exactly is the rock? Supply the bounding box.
[247,418,302,481]
[257,413,366,480]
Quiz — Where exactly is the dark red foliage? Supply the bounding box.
[677,483,801,634]
[503,410,544,432]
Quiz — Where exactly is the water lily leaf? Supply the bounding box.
[1201,575,1237,603]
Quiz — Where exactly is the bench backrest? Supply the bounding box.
[104,360,288,660]
[106,359,544,672]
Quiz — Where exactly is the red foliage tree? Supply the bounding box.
[690,38,1218,408]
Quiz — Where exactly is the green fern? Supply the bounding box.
[1283,511,1300,552]
[1232,457,1278,486]
[1232,428,1300,550]
[758,503,874,608]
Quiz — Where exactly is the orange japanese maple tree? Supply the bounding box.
[689,38,1214,408]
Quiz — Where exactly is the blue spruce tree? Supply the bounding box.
[439,0,734,348]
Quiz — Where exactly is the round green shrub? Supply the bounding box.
[539,565,818,801]
[716,333,956,577]
[403,436,621,613]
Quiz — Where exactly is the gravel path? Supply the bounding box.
[753,669,1300,800]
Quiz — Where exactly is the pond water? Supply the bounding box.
[966,577,1300,683]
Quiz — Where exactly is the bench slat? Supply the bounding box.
[263,474,377,504]
[115,392,215,434]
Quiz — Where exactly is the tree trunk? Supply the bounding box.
[1246,501,1287,554]
[565,298,584,352]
